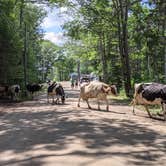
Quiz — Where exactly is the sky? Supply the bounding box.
[41,0,151,46]
[41,6,68,46]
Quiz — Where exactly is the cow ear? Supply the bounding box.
[102,85,109,93]
[110,85,117,95]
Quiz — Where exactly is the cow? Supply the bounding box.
[8,84,21,101]
[80,76,90,85]
[77,81,117,111]
[0,85,9,97]
[26,83,43,97]
[26,83,43,94]
[47,82,65,104]
[131,82,166,120]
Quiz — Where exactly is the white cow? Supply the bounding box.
[77,81,117,111]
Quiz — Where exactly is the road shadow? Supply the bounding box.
[81,107,127,115]
[0,109,165,166]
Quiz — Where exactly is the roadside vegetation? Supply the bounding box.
[0,0,165,98]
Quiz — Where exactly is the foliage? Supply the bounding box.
[0,0,165,97]
[56,0,166,96]
[0,0,46,88]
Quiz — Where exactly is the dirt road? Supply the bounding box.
[0,81,166,166]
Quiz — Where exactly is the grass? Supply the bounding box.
[108,89,131,106]
[136,105,163,114]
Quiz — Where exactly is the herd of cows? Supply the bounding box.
[0,81,166,121]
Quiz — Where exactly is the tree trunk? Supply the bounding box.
[77,59,80,82]
[23,23,28,90]
[98,32,108,83]
[116,0,131,97]
[19,0,24,28]
[160,1,166,81]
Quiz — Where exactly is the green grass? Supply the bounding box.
[135,105,163,114]
[108,89,131,105]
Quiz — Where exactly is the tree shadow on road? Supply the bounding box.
[0,107,166,166]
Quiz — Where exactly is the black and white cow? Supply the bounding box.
[8,84,21,101]
[131,82,166,120]
[47,82,65,104]
[26,83,43,95]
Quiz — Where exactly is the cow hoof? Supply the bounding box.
[163,115,166,121]
[149,115,153,119]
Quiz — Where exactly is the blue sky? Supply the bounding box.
[41,6,68,46]
[41,0,151,46]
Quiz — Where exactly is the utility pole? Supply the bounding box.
[23,22,28,91]
[77,59,80,82]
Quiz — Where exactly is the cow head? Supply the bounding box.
[102,84,117,96]
[14,85,21,93]
[109,85,118,96]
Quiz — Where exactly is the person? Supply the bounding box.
[70,78,74,89]
[75,80,78,88]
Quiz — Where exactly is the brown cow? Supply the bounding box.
[77,81,117,111]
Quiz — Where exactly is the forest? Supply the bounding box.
[0,0,165,97]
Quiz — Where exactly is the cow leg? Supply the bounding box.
[15,93,19,101]
[163,103,166,121]
[106,99,109,111]
[158,104,165,116]
[133,105,135,114]
[55,97,59,104]
[32,92,34,99]
[97,100,100,110]
[86,99,91,109]
[77,96,81,107]
[144,105,152,118]
[133,104,136,114]
[131,99,136,114]
[14,94,16,101]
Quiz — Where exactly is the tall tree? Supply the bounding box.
[112,0,131,96]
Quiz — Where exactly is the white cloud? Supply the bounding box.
[42,15,62,29]
[60,7,68,13]
[40,6,72,46]
[44,32,67,46]
[41,7,68,29]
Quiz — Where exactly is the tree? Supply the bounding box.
[0,0,46,87]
